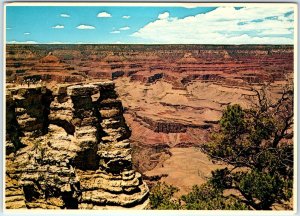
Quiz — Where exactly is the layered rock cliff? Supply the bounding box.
[5,81,149,209]
[6,44,293,193]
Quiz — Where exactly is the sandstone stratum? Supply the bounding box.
[6,44,293,197]
[6,81,149,209]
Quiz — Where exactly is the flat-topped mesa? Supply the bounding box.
[5,81,149,210]
[16,52,86,83]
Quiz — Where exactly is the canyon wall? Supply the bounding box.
[5,81,149,209]
[6,44,294,192]
[6,45,293,86]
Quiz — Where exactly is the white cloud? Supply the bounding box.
[60,13,70,18]
[76,25,95,30]
[24,32,30,35]
[76,41,100,44]
[114,41,123,44]
[158,12,169,20]
[110,30,120,34]
[119,26,130,31]
[52,25,64,29]
[6,27,12,30]
[122,15,130,19]
[97,12,112,18]
[7,40,38,44]
[47,41,65,44]
[259,28,292,35]
[132,6,294,44]
[181,4,199,9]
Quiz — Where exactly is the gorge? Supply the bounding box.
[5,44,294,206]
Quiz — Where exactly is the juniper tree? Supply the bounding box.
[201,83,294,210]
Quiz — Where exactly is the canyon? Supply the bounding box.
[5,44,294,207]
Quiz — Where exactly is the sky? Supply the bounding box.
[6,5,295,44]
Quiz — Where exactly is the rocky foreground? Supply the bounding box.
[6,81,149,209]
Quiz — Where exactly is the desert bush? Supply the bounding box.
[149,181,248,210]
[149,182,181,210]
[181,183,249,210]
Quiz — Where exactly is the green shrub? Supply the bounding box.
[149,182,181,210]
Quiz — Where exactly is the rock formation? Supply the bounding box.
[5,81,149,209]
[6,44,293,194]
[8,52,86,83]
[6,45,293,85]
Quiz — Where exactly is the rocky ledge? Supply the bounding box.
[5,81,149,209]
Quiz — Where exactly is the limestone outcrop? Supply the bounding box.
[5,81,149,209]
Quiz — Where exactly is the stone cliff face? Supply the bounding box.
[6,44,293,193]
[5,81,149,209]
[6,45,293,85]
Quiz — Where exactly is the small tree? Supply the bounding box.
[149,182,181,210]
[201,83,294,210]
[149,181,248,210]
[181,183,249,210]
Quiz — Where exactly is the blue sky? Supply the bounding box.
[6,5,295,44]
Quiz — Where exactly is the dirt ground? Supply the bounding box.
[145,147,226,196]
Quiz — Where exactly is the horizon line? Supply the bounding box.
[6,43,294,46]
